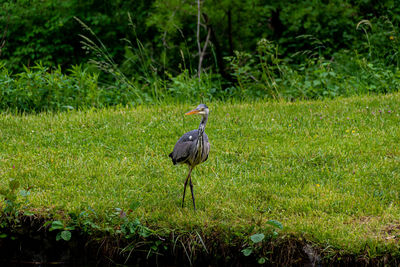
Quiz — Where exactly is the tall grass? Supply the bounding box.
[75,15,225,106]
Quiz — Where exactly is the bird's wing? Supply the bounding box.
[170,141,193,164]
[169,130,198,165]
[177,130,198,143]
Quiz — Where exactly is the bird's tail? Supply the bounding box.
[168,152,177,165]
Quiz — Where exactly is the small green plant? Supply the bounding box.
[0,179,22,216]
[69,210,100,235]
[108,206,162,263]
[241,220,283,264]
[42,202,153,246]
[0,179,32,218]
[44,208,100,242]
[225,39,286,99]
[114,208,152,239]
[0,179,33,239]
[47,220,74,241]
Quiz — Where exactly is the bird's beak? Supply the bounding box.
[185,109,200,115]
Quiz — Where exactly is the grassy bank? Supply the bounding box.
[1,94,400,262]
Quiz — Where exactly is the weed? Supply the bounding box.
[0,178,32,239]
[47,220,74,241]
[241,220,283,264]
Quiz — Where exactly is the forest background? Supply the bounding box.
[1,0,400,110]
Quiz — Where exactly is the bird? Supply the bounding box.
[169,104,210,211]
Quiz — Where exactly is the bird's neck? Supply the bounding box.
[198,115,207,137]
[196,115,207,151]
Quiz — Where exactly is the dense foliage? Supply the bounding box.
[1,0,400,111]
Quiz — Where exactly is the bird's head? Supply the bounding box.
[185,104,209,116]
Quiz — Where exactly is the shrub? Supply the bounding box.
[0,63,102,112]
[225,37,400,101]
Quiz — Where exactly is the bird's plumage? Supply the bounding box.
[169,129,210,166]
[169,104,210,210]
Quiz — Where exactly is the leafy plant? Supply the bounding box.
[0,179,32,218]
[47,220,74,241]
[241,220,283,264]
[0,179,33,239]
[0,62,102,112]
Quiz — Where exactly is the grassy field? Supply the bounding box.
[1,93,400,260]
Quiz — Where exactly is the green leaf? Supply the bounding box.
[241,248,252,256]
[250,233,265,243]
[313,80,321,86]
[23,211,34,216]
[65,226,75,231]
[0,233,7,238]
[56,232,62,241]
[258,257,266,264]
[43,221,52,227]
[49,220,64,231]
[138,226,151,237]
[60,230,72,241]
[266,220,283,230]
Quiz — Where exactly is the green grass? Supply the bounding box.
[1,93,400,258]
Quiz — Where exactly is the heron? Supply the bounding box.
[169,104,210,211]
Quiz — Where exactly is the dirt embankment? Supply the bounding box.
[1,216,399,266]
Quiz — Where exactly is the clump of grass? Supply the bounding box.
[1,94,400,261]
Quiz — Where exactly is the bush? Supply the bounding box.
[0,63,102,112]
[0,62,226,112]
[224,37,400,101]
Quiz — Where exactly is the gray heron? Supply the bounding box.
[169,104,210,210]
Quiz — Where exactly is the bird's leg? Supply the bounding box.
[182,167,193,208]
[189,176,196,211]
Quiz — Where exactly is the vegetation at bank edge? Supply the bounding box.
[1,0,400,265]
